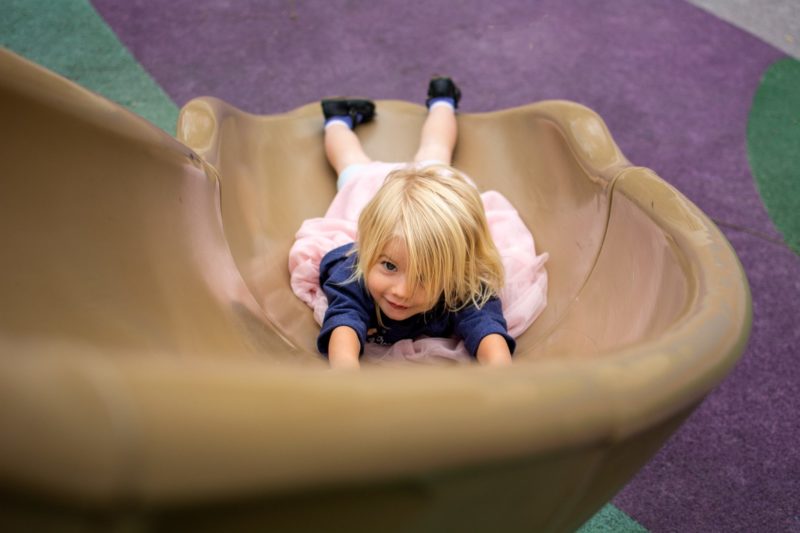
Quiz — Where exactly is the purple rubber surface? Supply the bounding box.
[92,0,800,530]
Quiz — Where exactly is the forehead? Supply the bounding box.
[380,237,408,264]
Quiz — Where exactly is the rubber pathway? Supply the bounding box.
[688,0,800,58]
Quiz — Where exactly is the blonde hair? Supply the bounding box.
[353,164,504,313]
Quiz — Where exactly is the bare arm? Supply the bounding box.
[328,326,361,369]
[476,333,513,366]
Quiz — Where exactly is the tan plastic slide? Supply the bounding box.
[0,48,751,532]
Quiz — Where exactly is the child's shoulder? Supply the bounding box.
[320,242,357,282]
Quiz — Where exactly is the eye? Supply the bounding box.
[381,260,398,272]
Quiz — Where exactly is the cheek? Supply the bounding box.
[365,268,384,295]
[418,293,435,308]
[417,288,440,309]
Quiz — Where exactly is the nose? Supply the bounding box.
[390,277,409,300]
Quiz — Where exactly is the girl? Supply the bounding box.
[290,78,547,369]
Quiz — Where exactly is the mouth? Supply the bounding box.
[386,300,409,311]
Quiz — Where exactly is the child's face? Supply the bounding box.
[366,237,430,321]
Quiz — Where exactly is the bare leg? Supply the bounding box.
[413,103,457,165]
[324,122,372,174]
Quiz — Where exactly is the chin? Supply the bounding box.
[382,309,406,321]
[380,304,413,321]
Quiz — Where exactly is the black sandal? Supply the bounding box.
[321,98,376,126]
[426,77,461,109]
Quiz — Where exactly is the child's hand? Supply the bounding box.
[328,326,361,370]
[476,334,513,366]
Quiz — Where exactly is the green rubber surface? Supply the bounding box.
[0,0,178,134]
[748,57,800,254]
[578,503,649,533]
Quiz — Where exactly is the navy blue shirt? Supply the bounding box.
[317,243,515,358]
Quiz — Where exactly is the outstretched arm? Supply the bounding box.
[328,326,361,369]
